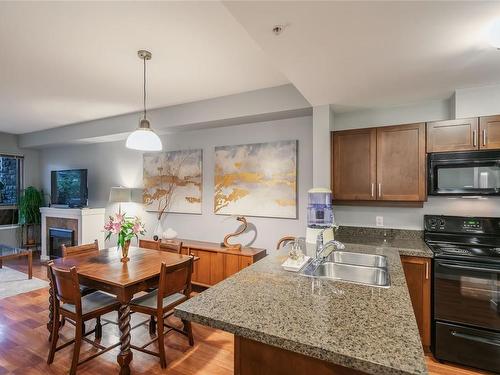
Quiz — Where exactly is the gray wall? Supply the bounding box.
[334,98,453,130]
[38,116,313,251]
[335,197,500,230]
[0,132,40,246]
[27,83,500,241]
[455,85,500,118]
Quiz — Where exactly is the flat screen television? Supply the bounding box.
[51,169,88,207]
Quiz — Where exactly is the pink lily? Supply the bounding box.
[111,222,122,234]
[114,212,125,224]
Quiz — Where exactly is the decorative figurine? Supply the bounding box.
[222,216,248,250]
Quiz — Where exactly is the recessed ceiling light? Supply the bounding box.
[272,24,284,36]
[487,19,500,49]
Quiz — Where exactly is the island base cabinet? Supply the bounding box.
[235,336,366,375]
[400,255,431,351]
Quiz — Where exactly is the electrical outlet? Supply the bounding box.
[376,216,384,227]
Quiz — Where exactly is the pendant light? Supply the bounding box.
[126,50,162,151]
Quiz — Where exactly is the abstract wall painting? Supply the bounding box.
[214,140,297,218]
[143,149,202,215]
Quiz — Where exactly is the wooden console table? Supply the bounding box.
[160,239,266,287]
[0,244,33,279]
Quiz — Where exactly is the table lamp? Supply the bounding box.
[108,187,132,215]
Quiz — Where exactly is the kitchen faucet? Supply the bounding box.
[315,227,345,264]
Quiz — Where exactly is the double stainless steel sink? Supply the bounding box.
[300,251,390,288]
[329,251,387,268]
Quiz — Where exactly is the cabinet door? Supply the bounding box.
[377,123,426,201]
[332,129,377,200]
[479,115,500,149]
[239,256,253,270]
[427,118,478,152]
[210,252,225,285]
[400,256,431,349]
[225,254,241,278]
[193,249,211,286]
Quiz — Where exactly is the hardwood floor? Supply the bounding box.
[0,254,492,375]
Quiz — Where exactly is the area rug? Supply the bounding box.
[0,267,48,299]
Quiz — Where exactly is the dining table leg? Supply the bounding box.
[118,302,133,375]
[47,267,54,341]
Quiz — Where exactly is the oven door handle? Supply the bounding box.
[439,262,500,274]
[451,330,500,347]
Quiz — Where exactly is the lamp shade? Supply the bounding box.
[126,128,162,151]
[109,187,132,203]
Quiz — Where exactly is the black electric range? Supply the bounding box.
[424,215,500,373]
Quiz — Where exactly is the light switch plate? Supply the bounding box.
[376,216,384,227]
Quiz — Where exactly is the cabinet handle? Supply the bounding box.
[371,183,374,198]
[425,261,429,280]
[483,129,487,146]
[378,183,382,198]
[473,130,477,147]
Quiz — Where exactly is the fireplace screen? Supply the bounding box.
[49,228,74,258]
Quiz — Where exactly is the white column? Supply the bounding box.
[312,105,334,188]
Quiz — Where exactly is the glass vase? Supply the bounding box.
[120,240,131,262]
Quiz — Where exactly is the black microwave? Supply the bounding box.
[428,150,500,196]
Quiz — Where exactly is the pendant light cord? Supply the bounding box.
[143,56,147,120]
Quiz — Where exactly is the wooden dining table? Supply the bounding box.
[47,246,196,375]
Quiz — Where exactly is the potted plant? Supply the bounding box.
[18,186,43,245]
[104,213,146,262]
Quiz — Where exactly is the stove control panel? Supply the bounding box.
[462,219,482,230]
[426,217,446,231]
[424,215,500,234]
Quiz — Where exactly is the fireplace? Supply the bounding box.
[40,207,105,260]
[49,228,75,259]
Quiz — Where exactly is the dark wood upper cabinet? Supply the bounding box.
[331,129,376,200]
[479,115,500,150]
[377,123,426,201]
[427,118,478,153]
[331,123,426,203]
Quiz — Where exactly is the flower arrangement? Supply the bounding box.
[104,213,146,262]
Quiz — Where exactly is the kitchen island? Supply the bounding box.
[174,243,427,375]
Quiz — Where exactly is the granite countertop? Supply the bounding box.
[337,237,433,258]
[175,243,427,375]
[335,227,434,258]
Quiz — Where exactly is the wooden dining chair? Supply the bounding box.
[276,236,296,250]
[58,240,100,334]
[130,258,194,368]
[159,239,183,254]
[139,239,160,250]
[47,262,121,375]
[62,240,99,297]
[140,239,183,331]
[62,240,99,257]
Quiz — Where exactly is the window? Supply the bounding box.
[0,154,23,226]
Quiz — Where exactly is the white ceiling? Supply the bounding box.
[0,1,287,134]
[4,1,500,135]
[224,1,500,112]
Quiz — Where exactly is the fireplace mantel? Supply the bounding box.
[40,207,105,260]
